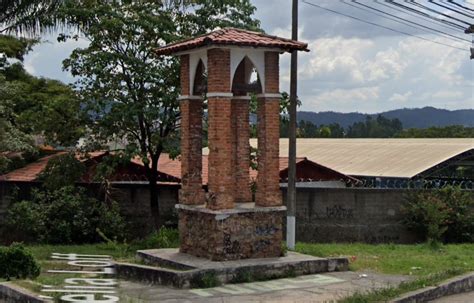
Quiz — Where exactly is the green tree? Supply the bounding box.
[328,123,344,138]
[1,34,84,172]
[1,0,67,35]
[319,126,331,138]
[62,0,260,226]
[396,125,474,138]
[347,115,403,138]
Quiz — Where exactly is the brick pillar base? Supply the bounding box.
[256,97,282,206]
[179,98,205,205]
[232,97,252,203]
[207,96,235,209]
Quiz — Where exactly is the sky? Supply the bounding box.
[23,0,473,113]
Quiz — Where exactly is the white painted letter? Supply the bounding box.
[68,260,114,267]
[65,278,117,286]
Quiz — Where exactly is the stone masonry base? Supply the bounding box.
[176,203,286,261]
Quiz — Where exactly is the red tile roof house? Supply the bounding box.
[0,151,358,240]
[0,151,358,187]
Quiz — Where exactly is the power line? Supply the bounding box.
[386,0,466,30]
[445,0,474,12]
[428,0,474,19]
[301,0,469,52]
[408,0,471,26]
[341,0,470,43]
[375,0,465,32]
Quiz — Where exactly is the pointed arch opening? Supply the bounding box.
[231,56,262,96]
[192,59,207,95]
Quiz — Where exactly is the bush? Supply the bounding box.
[7,186,125,244]
[403,186,474,243]
[134,227,180,250]
[0,243,40,280]
[37,152,85,191]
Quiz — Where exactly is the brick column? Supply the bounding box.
[207,48,235,210]
[232,97,252,203]
[256,52,282,206]
[179,55,205,205]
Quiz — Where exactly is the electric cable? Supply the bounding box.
[375,0,465,32]
[408,0,471,26]
[301,0,469,52]
[341,0,470,43]
[428,0,474,19]
[385,0,466,30]
[446,0,474,12]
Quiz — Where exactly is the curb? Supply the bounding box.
[391,271,474,303]
[0,282,47,303]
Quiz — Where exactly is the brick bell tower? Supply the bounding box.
[156,28,308,261]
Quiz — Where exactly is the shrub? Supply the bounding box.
[0,243,40,280]
[403,186,474,243]
[134,227,180,250]
[7,186,125,244]
[190,271,220,288]
[37,152,85,191]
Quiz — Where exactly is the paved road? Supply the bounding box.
[118,272,410,303]
[431,291,474,303]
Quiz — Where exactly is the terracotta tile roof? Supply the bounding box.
[0,152,66,182]
[156,27,309,55]
[0,151,108,182]
[1,152,356,184]
[154,156,309,185]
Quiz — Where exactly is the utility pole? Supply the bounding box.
[287,0,298,250]
[465,24,473,59]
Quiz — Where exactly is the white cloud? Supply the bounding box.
[389,91,413,103]
[20,1,474,113]
[306,86,380,106]
[23,53,38,74]
[431,91,464,99]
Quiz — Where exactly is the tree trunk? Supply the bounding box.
[149,172,160,229]
[148,154,161,229]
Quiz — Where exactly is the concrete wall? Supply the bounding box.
[108,183,180,237]
[1,181,471,244]
[282,187,420,243]
[0,182,180,243]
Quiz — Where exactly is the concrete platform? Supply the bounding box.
[118,271,411,303]
[114,249,349,289]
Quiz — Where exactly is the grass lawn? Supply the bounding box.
[296,242,474,302]
[3,241,473,302]
[296,242,474,277]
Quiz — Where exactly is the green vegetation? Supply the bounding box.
[3,238,473,301]
[295,117,474,139]
[7,227,180,293]
[6,186,125,244]
[37,152,86,191]
[396,125,474,138]
[340,268,465,303]
[403,186,474,244]
[296,242,474,302]
[295,115,402,138]
[190,272,221,288]
[58,0,260,226]
[296,242,474,277]
[0,34,85,174]
[295,120,345,138]
[133,227,180,251]
[0,244,40,280]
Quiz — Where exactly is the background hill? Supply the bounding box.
[297,107,474,129]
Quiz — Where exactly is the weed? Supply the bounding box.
[190,271,221,288]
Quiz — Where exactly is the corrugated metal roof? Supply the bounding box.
[243,138,473,178]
